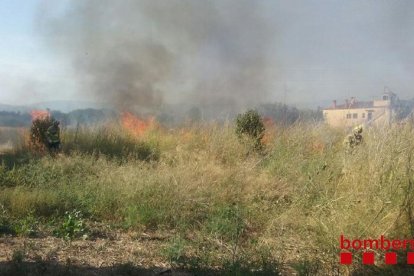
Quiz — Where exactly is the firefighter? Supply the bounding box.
[46,120,61,151]
[353,125,363,145]
[343,125,363,151]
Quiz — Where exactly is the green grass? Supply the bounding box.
[1,122,414,274]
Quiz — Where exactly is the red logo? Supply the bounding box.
[340,235,414,265]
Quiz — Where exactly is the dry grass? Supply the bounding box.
[1,122,414,274]
[0,127,26,153]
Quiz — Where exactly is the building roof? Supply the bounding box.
[324,101,374,110]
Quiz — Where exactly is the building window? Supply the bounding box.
[346,114,351,119]
[383,95,389,100]
[362,113,365,118]
[353,113,358,119]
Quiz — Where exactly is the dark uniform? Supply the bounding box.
[46,121,61,151]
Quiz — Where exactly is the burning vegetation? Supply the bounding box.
[121,112,156,138]
[2,109,414,274]
[30,110,50,121]
[2,1,414,275]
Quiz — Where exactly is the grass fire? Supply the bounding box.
[1,108,414,275]
[1,1,414,275]
[121,112,157,138]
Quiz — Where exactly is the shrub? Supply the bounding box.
[14,212,38,237]
[54,210,87,240]
[235,110,265,150]
[0,204,14,235]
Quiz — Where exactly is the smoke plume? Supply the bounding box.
[38,0,274,112]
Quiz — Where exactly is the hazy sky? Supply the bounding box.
[0,0,413,108]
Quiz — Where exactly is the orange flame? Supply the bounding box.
[262,116,276,144]
[262,116,274,128]
[121,112,155,137]
[31,110,50,121]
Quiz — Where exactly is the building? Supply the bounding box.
[323,92,396,128]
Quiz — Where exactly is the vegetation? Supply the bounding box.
[235,109,265,150]
[258,102,323,125]
[395,98,414,120]
[0,111,31,127]
[53,210,87,240]
[30,116,57,150]
[0,103,323,129]
[1,121,414,274]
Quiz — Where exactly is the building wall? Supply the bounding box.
[373,100,391,107]
[323,106,391,128]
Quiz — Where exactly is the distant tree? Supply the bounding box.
[394,98,414,120]
[258,103,299,126]
[298,108,323,122]
[257,103,322,125]
[0,111,31,127]
[51,110,69,126]
[187,106,202,122]
[157,112,175,126]
[67,109,109,126]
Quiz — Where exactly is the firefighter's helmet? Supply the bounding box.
[353,125,363,134]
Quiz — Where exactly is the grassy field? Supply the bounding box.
[0,127,26,154]
[1,121,414,275]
